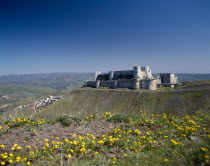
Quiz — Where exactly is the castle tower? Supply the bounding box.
[145,66,153,79]
[95,72,101,80]
[133,78,140,89]
[109,71,114,80]
[95,80,100,88]
[133,66,141,79]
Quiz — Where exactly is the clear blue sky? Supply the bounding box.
[0,0,209,75]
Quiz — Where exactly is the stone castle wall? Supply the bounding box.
[84,66,177,90]
[117,79,136,89]
[141,79,160,90]
[84,79,159,90]
[160,73,177,84]
[96,66,153,81]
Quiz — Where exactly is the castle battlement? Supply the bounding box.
[84,66,178,90]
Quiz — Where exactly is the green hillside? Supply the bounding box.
[0,81,54,97]
[4,80,210,119]
[0,73,94,90]
[2,81,210,166]
[0,81,56,115]
[24,87,209,121]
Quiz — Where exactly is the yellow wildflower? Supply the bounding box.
[0,144,5,148]
[201,147,208,152]
[2,155,8,159]
[164,159,168,162]
[1,162,6,165]
[17,146,22,150]
[170,139,179,145]
[98,140,104,144]
[205,155,209,159]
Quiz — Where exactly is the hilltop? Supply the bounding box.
[5,80,209,120]
[0,73,210,90]
[1,80,210,166]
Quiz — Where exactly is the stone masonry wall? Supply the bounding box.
[85,79,158,90]
[117,80,136,89]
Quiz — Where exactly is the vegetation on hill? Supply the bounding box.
[1,80,210,165]
[3,80,210,119]
[0,111,209,165]
[0,73,94,90]
[25,87,210,121]
[0,73,210,90]
[0,81,56,115]
[0,81,54,98]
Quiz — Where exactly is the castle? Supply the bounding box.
[84,66,178,90]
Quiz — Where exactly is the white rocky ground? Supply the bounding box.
[14,95,64,112]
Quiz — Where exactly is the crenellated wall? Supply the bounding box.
[95,66,154,81]
[85,79,157,90]
[100,80,115,88]
[112,70,134,80]
[85,66,177,90]
[85,81,97,87]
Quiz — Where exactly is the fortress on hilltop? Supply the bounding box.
[84,66,178,90]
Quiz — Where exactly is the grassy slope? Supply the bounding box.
[1,81,210,165]
[33,87,210,120]
[1,112,209,166]
[0,81,56,115]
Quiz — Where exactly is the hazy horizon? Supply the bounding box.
[0,0,209,75]
[1,71,210,77]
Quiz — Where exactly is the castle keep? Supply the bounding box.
[84,66,178,90]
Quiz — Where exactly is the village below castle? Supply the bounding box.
[84,66,178,90]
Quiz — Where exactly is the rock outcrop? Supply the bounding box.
[14,96,64,112]
[34,96,64,112]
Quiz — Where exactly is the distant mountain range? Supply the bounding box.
[154,73,210,83]
[0,72,210,90]
[175,73,210,82]
[0,73,94,90]
[0,81,54,98]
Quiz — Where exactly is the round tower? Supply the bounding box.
[133,66,141,79]
[145,66,153,79]
[109,71,114,80]
[133,78,140,89]
[145,66,150,71]
[147,79,157,90]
